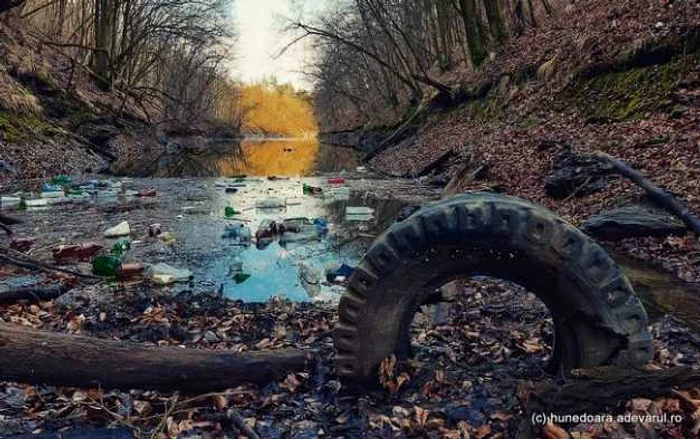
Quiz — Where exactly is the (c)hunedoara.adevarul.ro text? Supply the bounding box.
[530,412,686,426]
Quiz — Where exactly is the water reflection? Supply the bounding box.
[155,141,246,178]
[167,178,410,301]
[153,138,362,177]
[218,138,361,177]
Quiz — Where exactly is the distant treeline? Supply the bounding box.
[239,80,317,137]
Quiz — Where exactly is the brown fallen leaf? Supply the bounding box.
[475,423,492,439]
[414,406,429,428]
[543,422,571,439]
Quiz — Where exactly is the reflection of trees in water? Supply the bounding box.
[314,144,362,173]
[222,139,320,176]
[155,141,246,177]
[122,138,361,178]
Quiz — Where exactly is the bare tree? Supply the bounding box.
[296,0,565,132]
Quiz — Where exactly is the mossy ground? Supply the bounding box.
[568,56,689,121]
[0,111,58,142]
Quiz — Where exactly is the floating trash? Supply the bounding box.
[104,221,131,238]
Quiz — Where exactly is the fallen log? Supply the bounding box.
[0,284,68,304]
[595,151,700,235]
[0,213,22,235]
[0,322,311,393]
[517,366,700,438]
[11,428,134,439]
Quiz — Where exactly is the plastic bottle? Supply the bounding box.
[230,256,244,275]
[52,175,72,186]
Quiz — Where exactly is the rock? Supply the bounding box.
[581,205,687,240]
[0,386,25,409]
[544,150,613,199]
[55,284,112,307]
[310,291,341,304]
[104,221,131,238]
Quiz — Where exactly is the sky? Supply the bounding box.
[233,0,317,90]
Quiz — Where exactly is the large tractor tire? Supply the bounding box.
[335,193,652,383]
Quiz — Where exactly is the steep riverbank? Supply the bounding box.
[322,0,700,283]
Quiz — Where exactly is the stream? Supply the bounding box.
[1,139,441,303]
[1,139,698,329]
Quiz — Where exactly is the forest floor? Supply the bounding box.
[0,274,699,438]
[2,269,700,438]
[1,176,700,439]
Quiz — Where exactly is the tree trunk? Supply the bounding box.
[93,0,114,89]
[0,322,311,393]
[435,0,454,70]
[458,0,487,67]
[526,0,537,27]
[483,0,508,45]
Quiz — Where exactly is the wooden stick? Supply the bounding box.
[0,213,22,225]
[0,222,11,235]
[444,164,487,196]
[0,213,21,235]
[0,284,67,304]
[0,322,311,393]
[0,247,101,280]
[596,151,700,235]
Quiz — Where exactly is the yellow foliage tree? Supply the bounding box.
[239,79,317,137]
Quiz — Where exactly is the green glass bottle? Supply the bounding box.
[92,255,122,276]
[18,198,26,211]
[110,238,131,257]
